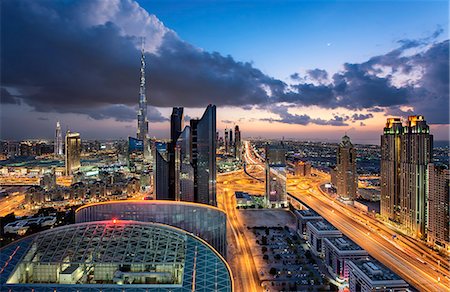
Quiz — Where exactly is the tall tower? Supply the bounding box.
[399,115,432,238]
[137,38,149,142]
[65,131,81,176]
[265,142,287,208]
[55,121,63,156]
[335,135,358,201]
[169,107,184,200]
[381,118,403,222]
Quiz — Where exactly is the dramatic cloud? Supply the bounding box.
[1,0,448,127]
[351,113,373,121]
[261,105,348,127]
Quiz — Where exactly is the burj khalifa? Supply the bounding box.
[137,40,149,142]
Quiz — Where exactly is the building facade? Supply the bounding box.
[75,200,227,257]
[335,135,357,200]
[168,107,184,200]
[154,142,169,199]
[190,105,217,206]
[427,164,449,250]
[64,131,81,176]
[54,121,63,156]
[177,126,195,202]
[234,125,241,160]
[265,143,287,208]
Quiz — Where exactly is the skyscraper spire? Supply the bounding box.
[137,37,149,141]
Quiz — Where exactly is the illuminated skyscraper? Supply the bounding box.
[335,135,357,200]
[65,131,81,175]
[427,164,449,251]
[54,121,63,156]
[224,128,229,154]
[154,142,169,199]
[381,116,433,238]
[234,125,241,160]
[190,105,217,206]
[399,115,432,238]
[381,118,403,222]
[265,142,287,208]
[136,39,150,160]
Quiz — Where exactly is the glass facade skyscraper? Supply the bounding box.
[265,142,287,208]
[190,105,217,206]
[64,131,81,175]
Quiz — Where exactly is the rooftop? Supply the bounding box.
[309,220,339,231]
[0,220,232,291]
[296,209,321,218]
[350,258,404,282]
[325,236,366,252]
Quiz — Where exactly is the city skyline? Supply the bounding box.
[1,0,449,144]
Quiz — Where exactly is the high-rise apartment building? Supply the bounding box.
[54,121,63,156]
[190,105,217,206]
[381,118,403,222]
[65,131,81,175]
[224,128,229,154]
[381,115,433,238]
[399,116,433,238]
[265,142,287,208]
[427,164,449,250]
[335,135,357,200]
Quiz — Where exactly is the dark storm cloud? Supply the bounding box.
[351,113,373,121]
[261,105,348,126]
[1,88,20,105]
[1,0,448,126]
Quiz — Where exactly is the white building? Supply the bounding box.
[323,236,368,281]
[347,258,408,292]
[294,209,322,238]
[306,220,342,257]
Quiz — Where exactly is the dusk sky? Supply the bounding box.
[1,0,449,144]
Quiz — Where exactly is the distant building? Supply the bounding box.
[427,164,449,251]
[335,135,357,200]
[306,220,342,257]
[265,143,287,208]
[294,161,311,176]
[324,236,368,281]
[190,105,217,206]
[347,258,408,292]
[54,121,63,156]
[65,131,81,175]
[234,125,241,160]
[224,128,230,154]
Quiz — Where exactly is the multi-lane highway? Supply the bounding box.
[242,141,449,291]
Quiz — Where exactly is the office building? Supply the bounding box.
[168,107,184,200]
[75,200,227,257]
[234,125,241,160]
[190,105,217,206]
[323,236,368,281]
[224,128,230,154]
[427,164,449,251]
[399,115,433,238]
[154,142,169,199]
[306,220,342,257]
[294,209,322,238]
[265,142,287,208]
[54,121,63,156]
[177,126,195,202]
[335,134,357,200]
[0,221,232,291]
[347,258,408,292]
[380,118,403,222]
[65,131,81,175]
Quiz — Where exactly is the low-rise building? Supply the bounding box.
[323,236,368,281]
[306,220,342,257]
[347,258,408,292]
[294,209,322,238]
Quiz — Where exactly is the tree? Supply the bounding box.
[262,246,268,253]
[269,267,277,275]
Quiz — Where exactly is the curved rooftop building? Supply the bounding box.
[75,200,227,257]
[0,220,233,291]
